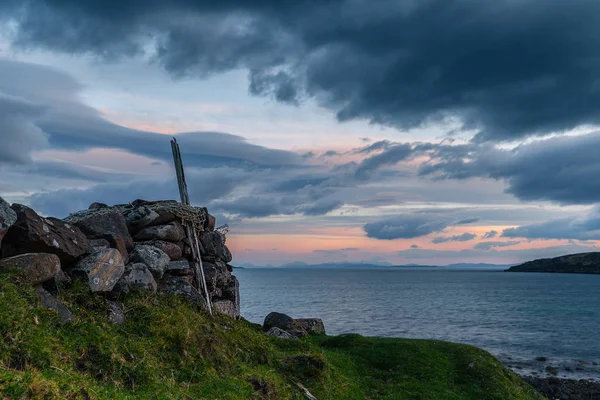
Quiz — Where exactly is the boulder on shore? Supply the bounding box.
[70,249,125,293]
[265,327,297,339]
[129,245,170,280]
[0,196,17,250]
[2,204,89,266]
[263,312,326,337]
[65,209,133,264]
[0,253,61,285]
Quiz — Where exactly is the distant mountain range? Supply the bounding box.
[234,261,514,269]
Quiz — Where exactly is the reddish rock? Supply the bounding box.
[36,286,74,324]
[136,240,182,260]
[0,253,61,285]
[1,204,89,266]
[70,249,125,293]
[133,221,185,243]
[65,209,133,264]
[213,299,240,319]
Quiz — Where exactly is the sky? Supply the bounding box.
[1,0,600,266]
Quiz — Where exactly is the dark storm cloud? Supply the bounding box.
[431,233,476,244]
[364,215,447,240]
[455,217,479,225]
[0,92,48,163]
[420,132,600,205]
[3,1,600,140]
[501,207,600,240]
[354,143,413,179]
[0,59,302,168]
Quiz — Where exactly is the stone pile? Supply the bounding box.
[0,196,240,324]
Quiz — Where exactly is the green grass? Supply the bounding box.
[0,274,542,399]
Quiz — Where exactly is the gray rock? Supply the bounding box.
[35,286,74,324]
[106,300,125,325]
[166,260,191,276]
[213,299,240,319]
[89,238,110,251]
[136,240,182,260]
[65,208,133,264]
[2,204,90,267]
[221,275,239,302]
[133,221,185,243]
[263,312,296,332]
[263,312,325,336]
[71,249,125,292]
[88,202,108,210]
[0,196,17,250]
[199,231,225,261]
[222,245,233,263]
[203,261,230,292]
[295,318,326,335]
[158,275,207,308]
[114,263,157,294]
[0,253,61,285]
[129,245,170,279]
[265,327,296,339]
[122,206,159,233]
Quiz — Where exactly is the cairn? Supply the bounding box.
[0,196,239,324]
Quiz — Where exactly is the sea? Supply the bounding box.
[236,267,600,381]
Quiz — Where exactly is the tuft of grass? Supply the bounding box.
[0,274,542,399]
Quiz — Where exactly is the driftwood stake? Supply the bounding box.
[170,138,213,315]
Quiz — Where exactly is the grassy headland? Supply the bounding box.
[0,274,541,399]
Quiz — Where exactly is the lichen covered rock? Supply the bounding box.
[0,253,61,285]
[71,248,125,293]
[114,263,157,294]
[133,221,186,243]
[0,196,17,250]
[129,245,170,280]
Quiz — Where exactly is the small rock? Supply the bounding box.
[295,318,326,335]
[136,240,182,260]
[0,253,61,285]
[129,245,170,280]
[265,327,296,339]
[70,249,125,292]
[122,206,159,233]
[166,260,191,276]
[536,356,548,362]
[88,202,108,210]
[222,245,233,263]
[133,221,185,243]
[106,300,125,325]
[89,238,111,251]
[212,299,240,319]
[158,275,207,308]
[113,263,157,294]
[35,286,74,324]
[545,365,559,376]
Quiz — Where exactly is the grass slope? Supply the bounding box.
[0,274,542,399]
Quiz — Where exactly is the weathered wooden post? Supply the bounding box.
[170,138,213,315]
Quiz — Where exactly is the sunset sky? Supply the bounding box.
[1,0,600,266]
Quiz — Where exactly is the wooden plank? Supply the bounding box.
[170,138,212,316]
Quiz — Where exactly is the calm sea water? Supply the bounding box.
[235,267,600,379]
